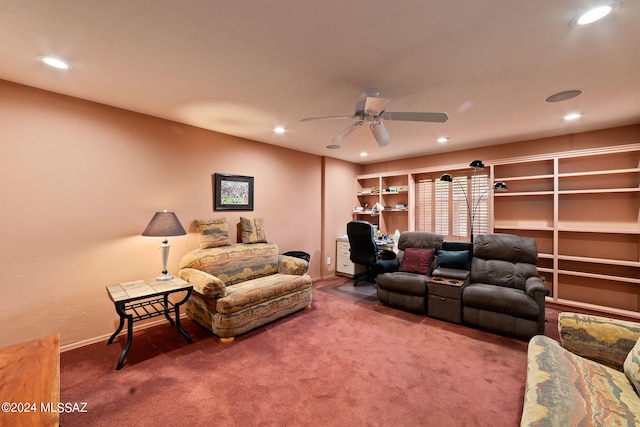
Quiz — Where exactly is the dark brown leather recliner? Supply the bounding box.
[376,231,444,313]
[463,233,549,340]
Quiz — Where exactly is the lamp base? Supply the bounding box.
[156,273,174,281]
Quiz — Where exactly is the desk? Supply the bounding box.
[376,240,396,251]
[106,277,193,370]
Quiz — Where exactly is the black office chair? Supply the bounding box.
[346,221,398,286]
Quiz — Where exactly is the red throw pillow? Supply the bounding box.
[400,248,436,275]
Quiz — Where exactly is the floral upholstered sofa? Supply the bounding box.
[178,217,312,342]
[522,312,640,426]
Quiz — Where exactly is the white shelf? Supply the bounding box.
[558,227,640,234]
[493,224,554,231]
[558,188,640,195]
[557,269,640,285]
[558,168,640,178]
[558,255,640,268]
[548,298,640,321]
[497,174,554,182]
[494,191,554,197]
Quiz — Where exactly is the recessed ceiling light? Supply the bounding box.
[273,126,286,134]
[437,137,449,143]
[571,1,619,27]
[326,144,340,149]
[545,89,583,103]
[360,152,368,157]
[39,55,73,70]
[564,112,582,121]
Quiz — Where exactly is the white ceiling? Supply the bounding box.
[1,1,639,164]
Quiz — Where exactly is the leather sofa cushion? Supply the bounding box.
[437,249,471,270]
[398,232,443,251]
[463,283,541,320]
[431,267,470,281]
[473,233,537,264]
[377,272,428,296]
[471,258,538,291]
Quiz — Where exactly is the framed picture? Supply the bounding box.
[213,173,254,211]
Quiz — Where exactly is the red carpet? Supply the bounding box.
[59,277,559,426]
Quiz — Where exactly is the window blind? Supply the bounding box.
[416,172,490,239]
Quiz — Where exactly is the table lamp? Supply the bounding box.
[142,210,187,281]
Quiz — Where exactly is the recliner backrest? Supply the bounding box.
[398,231,444,251]
[471,233,539,290]
[347,221,379,266]
[396,232,444,271]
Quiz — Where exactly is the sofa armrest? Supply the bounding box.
[525,276,549,298]
[559,312,640,370]
[178,268,226,297]
[278,255,309,275]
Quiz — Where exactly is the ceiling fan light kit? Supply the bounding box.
[302,88,448,149]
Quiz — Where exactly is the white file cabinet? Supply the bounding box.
[336,239,365,278]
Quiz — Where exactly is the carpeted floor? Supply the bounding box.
[318,279,378,305]
[59,276,559,426]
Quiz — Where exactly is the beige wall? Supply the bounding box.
[0,80,326,349]
[321,157,362,277]
[3,77,639,350]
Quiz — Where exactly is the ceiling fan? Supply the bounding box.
[301,89,448,149]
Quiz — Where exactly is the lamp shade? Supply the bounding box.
[439,173,453,182]
[141,211,186,237]
[469,160,485,169]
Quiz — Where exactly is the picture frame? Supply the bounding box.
[213,173,254,211]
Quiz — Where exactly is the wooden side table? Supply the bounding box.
[106,277,193,370]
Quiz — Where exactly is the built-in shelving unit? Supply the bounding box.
[353,143,640,319]
[492,144,640,319]
[355,172,414,234]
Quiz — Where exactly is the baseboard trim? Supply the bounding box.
[60,315,188,353]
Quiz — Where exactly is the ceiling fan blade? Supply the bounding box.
[381,111,449,123]
[331,121,364,143]
[370,122,391,148]
[300,114,357,122]
[364,97,389,115]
